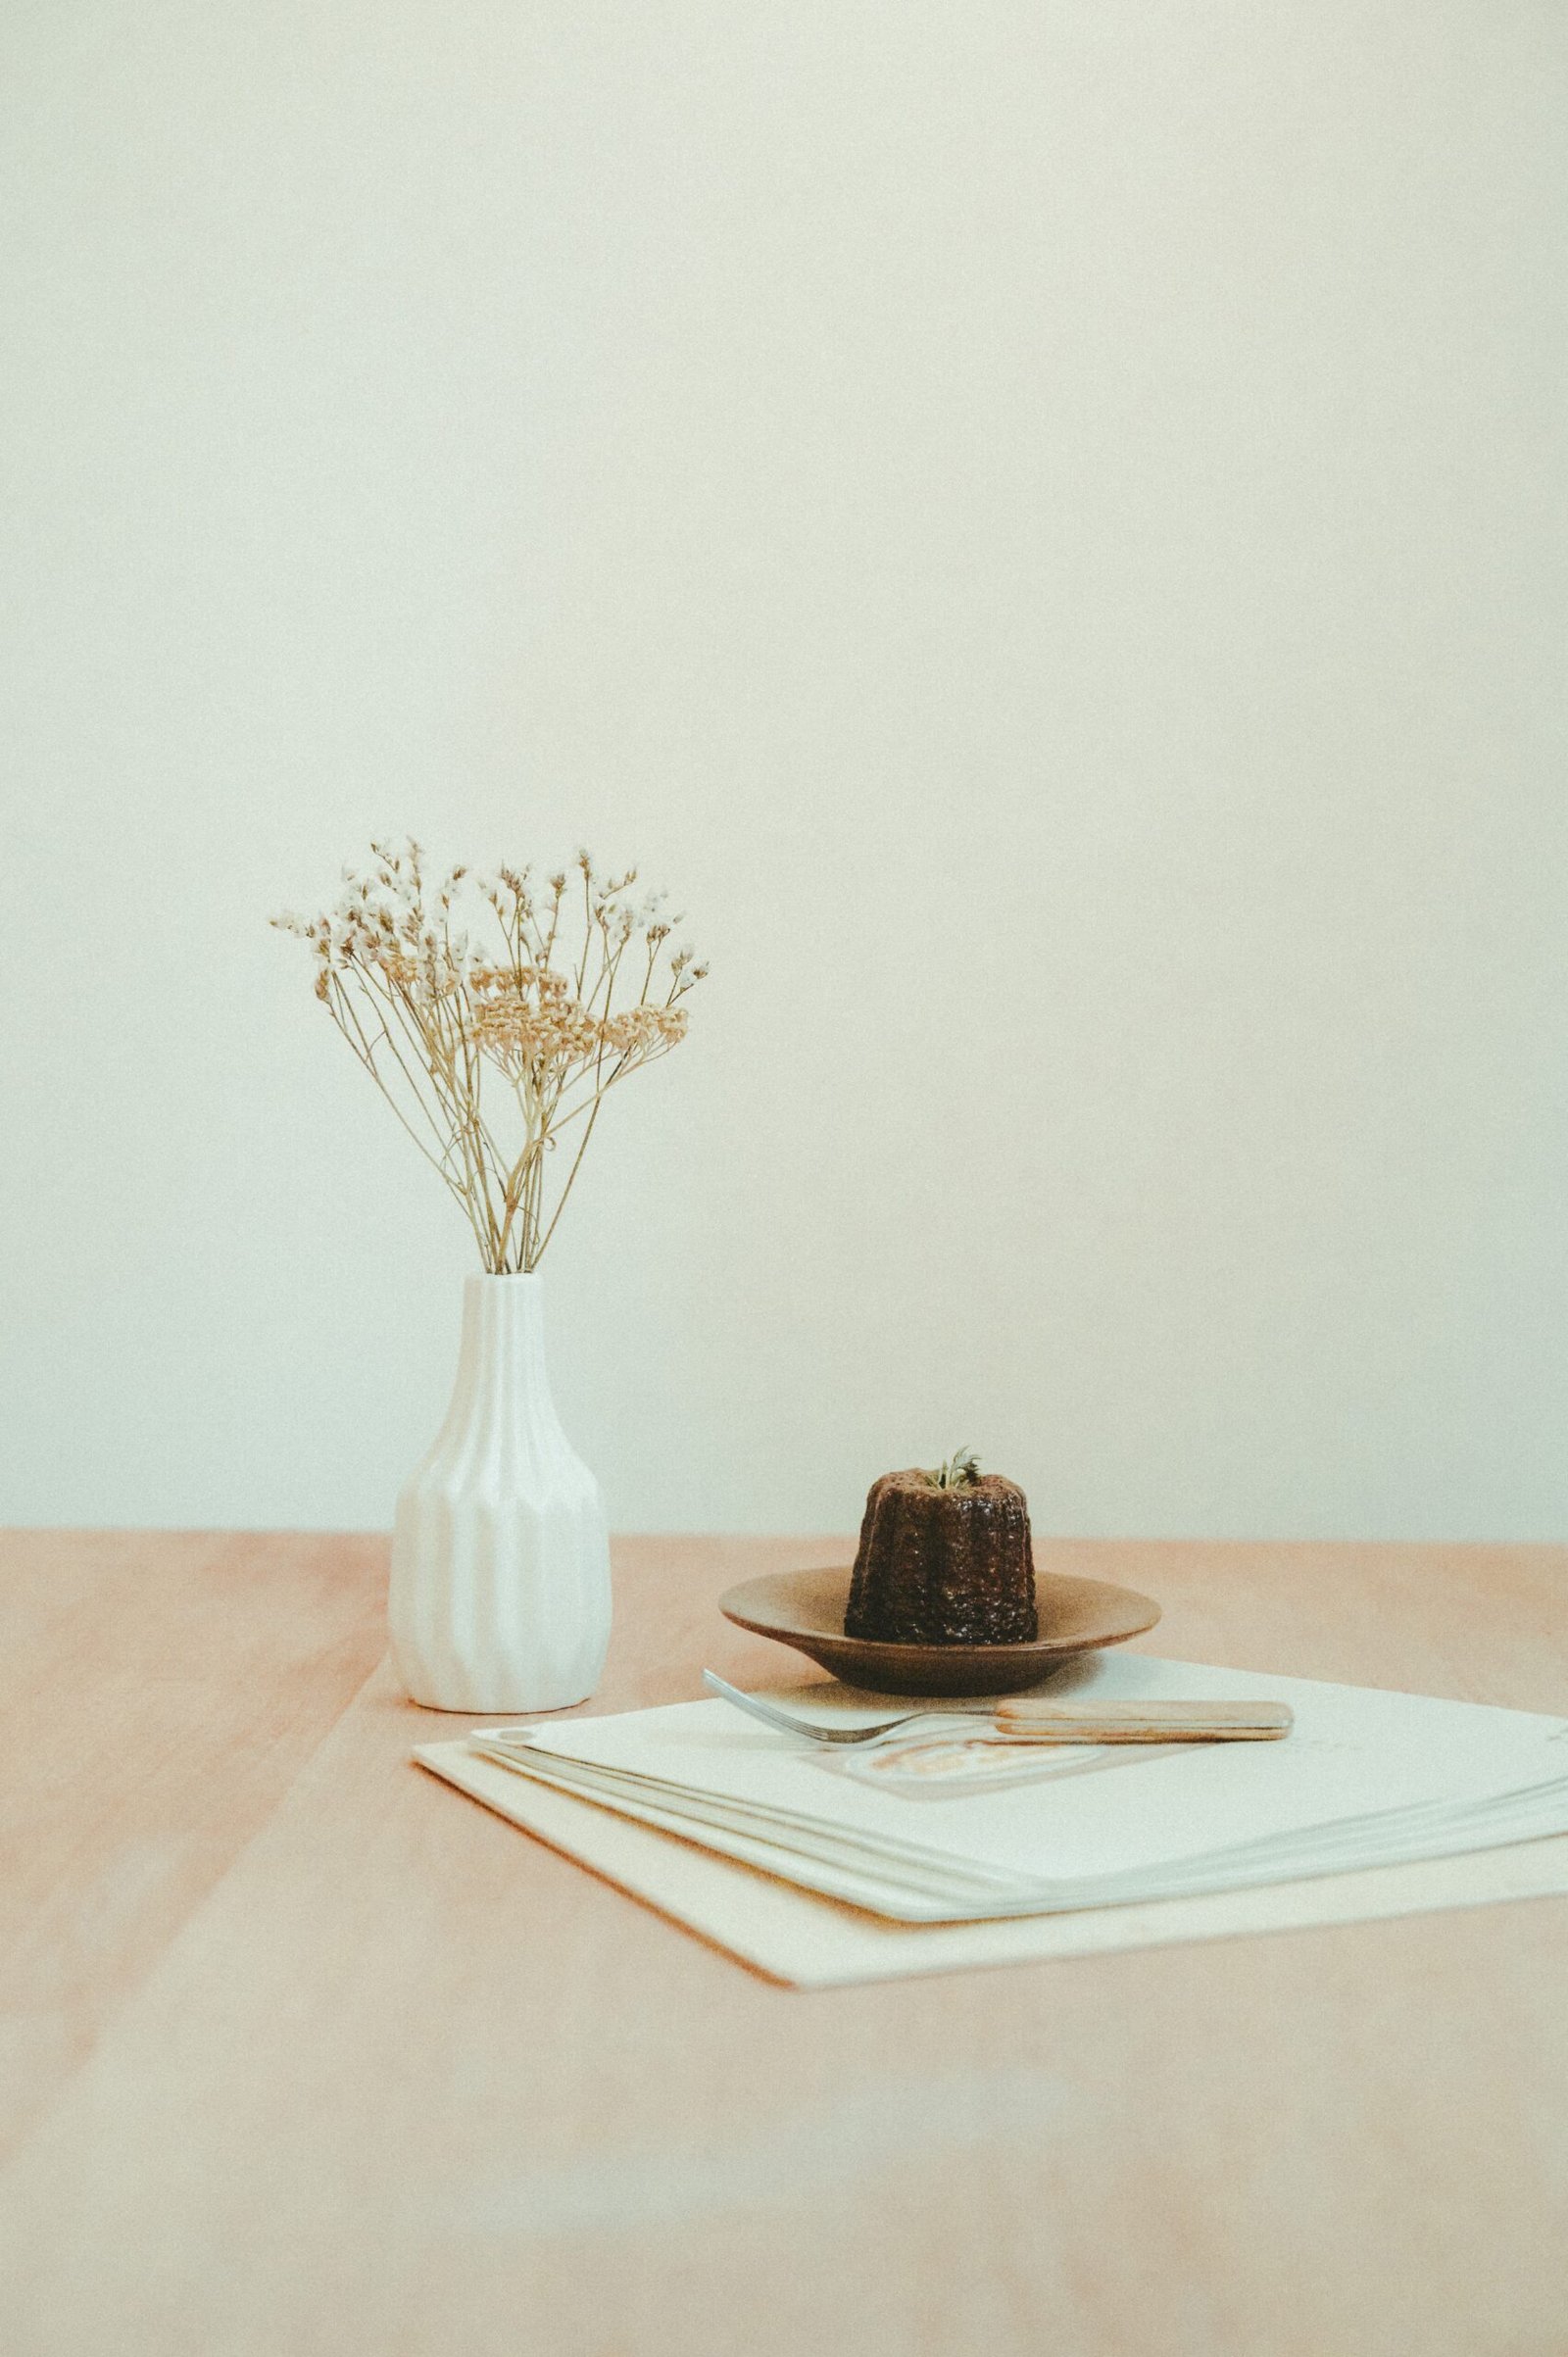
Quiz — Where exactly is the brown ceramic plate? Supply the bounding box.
[717,1565,1161,1697]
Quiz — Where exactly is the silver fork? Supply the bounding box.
[701,1669,991,1744]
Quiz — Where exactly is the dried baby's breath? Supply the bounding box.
[273,841,708,1271]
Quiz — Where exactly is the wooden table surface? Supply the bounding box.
[2,1530,1567,2357]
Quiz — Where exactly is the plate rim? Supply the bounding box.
[717,1563,1161,1661]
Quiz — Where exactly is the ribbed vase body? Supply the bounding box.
[389,1274,611,1712]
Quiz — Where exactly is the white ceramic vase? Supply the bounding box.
[389,1273,612,1713]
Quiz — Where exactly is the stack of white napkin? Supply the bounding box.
[454,1651,1568,1925]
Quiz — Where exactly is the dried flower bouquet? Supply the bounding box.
[275,841,706,1272]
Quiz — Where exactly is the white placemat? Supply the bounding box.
[415,1737,1568,1988]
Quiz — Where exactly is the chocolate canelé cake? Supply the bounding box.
[845,1459,1037,1645]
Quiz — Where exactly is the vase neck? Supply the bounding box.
[457,1274,561,1428]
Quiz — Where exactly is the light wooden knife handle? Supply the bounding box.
[991,1698,1294,1743]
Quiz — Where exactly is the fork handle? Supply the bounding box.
[992,1698,1293,1743]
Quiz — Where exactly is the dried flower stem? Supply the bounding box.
[274,841,707,1271]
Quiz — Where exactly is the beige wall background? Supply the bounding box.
[3,1,1565,1539]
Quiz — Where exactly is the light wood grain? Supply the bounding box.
[992,1696,1294,1739]
[1,1531,1567,2357]
[0,1529,387,2164]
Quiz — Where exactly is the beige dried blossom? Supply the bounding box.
[272,841,707,1271]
